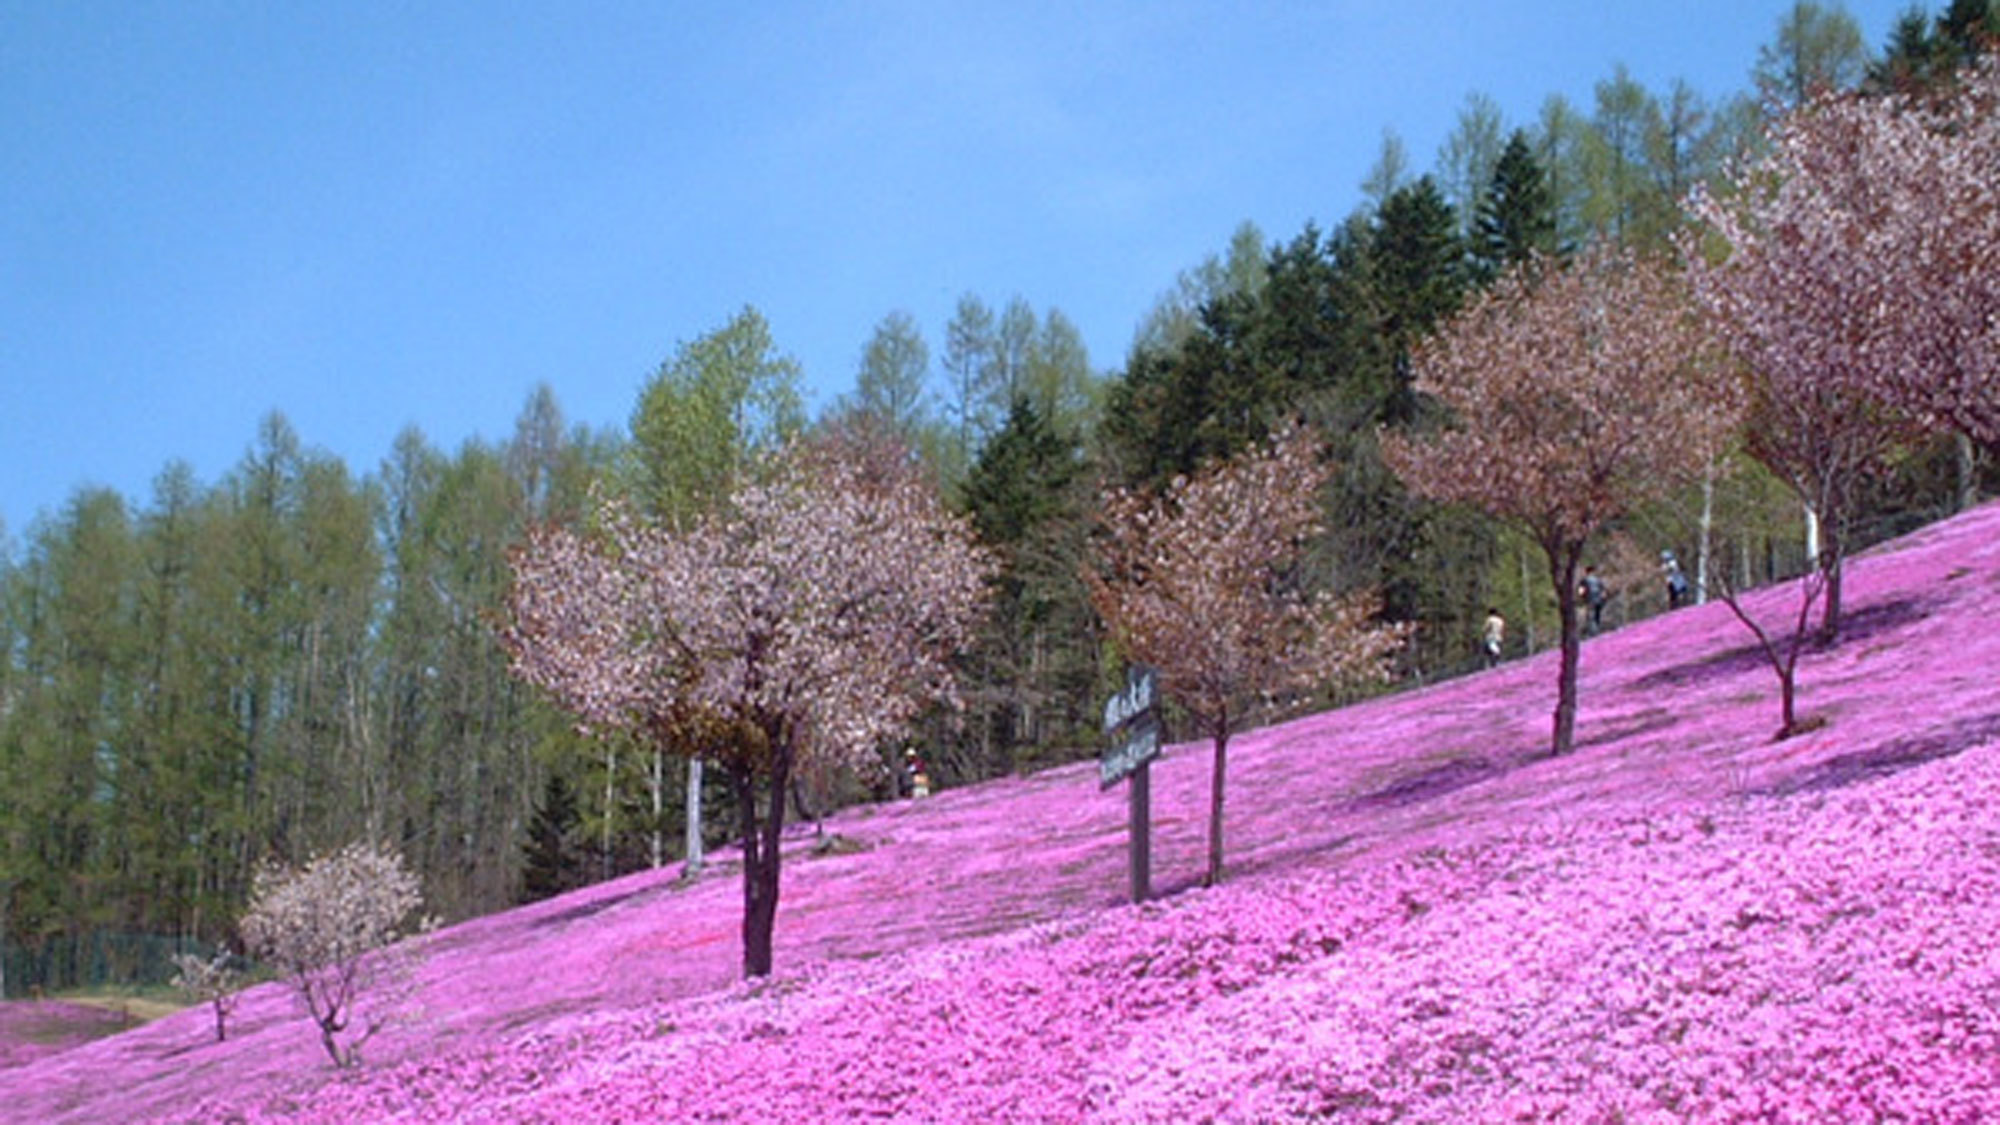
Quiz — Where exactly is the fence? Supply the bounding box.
[0,932,218,998]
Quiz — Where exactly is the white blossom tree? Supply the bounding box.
[504,426,990,978]
[239,841,429,1068]
[1843,62,2000,449]
[169,949,242,1044]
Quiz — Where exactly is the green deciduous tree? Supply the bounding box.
[1437,92,1507,240]
[630,306,803,527]
[1130,221,1268,358]
[849,309,935,446]
[1754,1,1871,108]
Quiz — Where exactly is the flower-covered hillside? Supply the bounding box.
[7,502,2000,1122]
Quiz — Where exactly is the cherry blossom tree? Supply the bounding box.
[1849,62,2000,450]
[1384,247,1740,757]
[504,428,989,978]
[1681,72,1997,637]
[239,841,430,1068]
[1088,427,1407,887]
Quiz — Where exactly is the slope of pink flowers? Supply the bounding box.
[7,503,2000,1122]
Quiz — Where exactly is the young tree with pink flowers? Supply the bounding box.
[1681,69,1999,638]
[1384,247,1740,757]
[1089,427,1407,887]
[504,428,990,978]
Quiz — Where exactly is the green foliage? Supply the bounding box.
[1370,176,1469,417]
[1869,0,1999,92]
[1130,220,1268,359]
[518,772,587,904]
[848,310,935,449]
[957,398,1099,778]
[629,306,803,524]
[0,391,617,987]
[1104,222,1374,487]
[1474,130,1560,282]
[1102,210,1493,680]
[1437,92,1506,238]
[934,293,1099,490]
[1753,0,1870,107]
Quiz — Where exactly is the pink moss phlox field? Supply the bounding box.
[7,503,2000,1122]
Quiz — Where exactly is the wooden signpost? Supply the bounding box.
[1101,664,1161,903]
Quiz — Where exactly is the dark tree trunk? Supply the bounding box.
[1777,662,1798,737]
[1205,713,1230,887]
[1545,538,1586,757]
[1716,557,1825,741]
[733,751,791,980]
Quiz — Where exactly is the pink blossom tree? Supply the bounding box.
[1844,63,2000,450]
[1681,72,1997,637]
[1384,247,1741,757]
[1088,427,1407,887]
[504,429,989,978]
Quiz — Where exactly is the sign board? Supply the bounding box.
[1099,712,1161,789]
[1102,664,1158,733]
[1100,663,1164,903]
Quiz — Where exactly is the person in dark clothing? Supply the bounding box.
[1579,566,1609,634]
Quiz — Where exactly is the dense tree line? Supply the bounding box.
[0,397,618,989]
[3,1,1994,991]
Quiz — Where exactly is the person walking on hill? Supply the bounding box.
[1662,550,1691,609]
[1579,566,1609,634]
[1482,608,1506,668]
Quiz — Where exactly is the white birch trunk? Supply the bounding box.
[649,747,664,869]
[1696,465,1714,605]
[683,757,705,876]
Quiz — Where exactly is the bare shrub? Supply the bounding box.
[169,949,243,1043]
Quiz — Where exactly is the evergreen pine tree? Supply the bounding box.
[1473,130,1559,284]
[1370,176,1468,423]
[519,772,585,904]
[960,397,1095,775]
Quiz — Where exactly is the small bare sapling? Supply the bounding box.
[169,949,243,1043]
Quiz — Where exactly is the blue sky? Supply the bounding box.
[1,1,1914,539]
